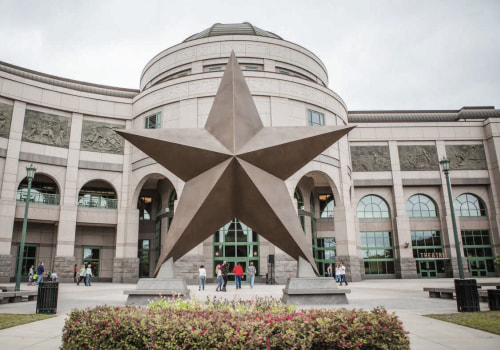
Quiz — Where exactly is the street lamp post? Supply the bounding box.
[439,157,465,279]
[14,164,37,291]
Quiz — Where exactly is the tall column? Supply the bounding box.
[53,113,82,281]
[388,141,417,278]
[335,136,362,281]
[113,121,139,283]
[0,101,26,281]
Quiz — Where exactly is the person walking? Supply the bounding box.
[77,265,86,286]
[221,261,229,292]
[233,262,244,289]
[198,265,206,291]
[28,265,34,286]
[215,264,223,292]
[339,262,348,286]
[335,264,341,284]
[246,262,257,289]
[36,262,44,285]
[73,264,78,283]
[85,264,93,286]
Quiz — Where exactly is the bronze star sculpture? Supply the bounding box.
[117,52,353,276]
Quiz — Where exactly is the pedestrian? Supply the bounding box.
[327,264,333,278]
[335,264,341,284]
[28,265,34,286]
[73,264,78,283]
[86,264,93,286]
[77,265,86,285]
[233,262,244,289]
[36,262,44,285]
[215,264,223,292]
[198,265,206,291]
[221,261,229,292]
[339,262,348,286]
[246,261,256,289]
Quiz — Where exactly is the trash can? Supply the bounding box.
[454,279,480,312]
[36,281,58,314]
[487,289,500,311]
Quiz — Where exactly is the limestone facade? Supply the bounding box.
[0,23,498,283]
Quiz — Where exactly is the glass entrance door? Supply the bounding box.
[468,259,488,277]
[418,260,438,278]
[213,219,259,283]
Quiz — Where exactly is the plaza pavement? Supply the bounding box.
[0,278,499,349]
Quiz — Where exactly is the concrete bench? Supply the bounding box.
[0,290,38,304]
[423,287,489,302]
[0,285,15,292]
[477,282,500,289]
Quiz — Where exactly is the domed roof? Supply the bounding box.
[183,22,283,42]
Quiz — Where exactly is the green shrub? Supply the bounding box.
[61,297,409,349]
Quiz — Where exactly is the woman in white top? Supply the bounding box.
[86,265,93,286]
[215,264,223,292]
[198,265,207,291]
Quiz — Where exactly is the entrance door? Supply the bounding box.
[213,219,259,283]
[418,260,438,278]
[468,259,488,277]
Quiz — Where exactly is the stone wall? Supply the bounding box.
[0,255,13,282]
[113,257,139,283]
[53,256,76,282]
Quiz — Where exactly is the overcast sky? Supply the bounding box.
[1,0,499,110]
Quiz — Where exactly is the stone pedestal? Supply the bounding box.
[282,257,350,305]
[124,258,190,305]
[0,255,13,283]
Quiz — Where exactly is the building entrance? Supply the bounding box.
[468,259,488,277]
[213,219,259,282]
[417,260,438,278]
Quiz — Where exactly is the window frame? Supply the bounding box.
[307,109,325,126]
[144,112,162,129]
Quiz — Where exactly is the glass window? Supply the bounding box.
[78,181,117,209]
[406,194,438,218]
[244,66,258,71]
[82,247,100,277]
[361,231,395,275]
[461,230,495,276]
[294,189,305,233]
[17,175,60,205]
[357,195,390,219]
[16,244,37,276]
[319,194,334,218]
[455,193,487,217]
[313,237,336,276]
[144,112,161,129]
[208,66,222,72]
[307,109,325,126]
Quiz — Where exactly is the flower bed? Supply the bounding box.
[61,297,409,349]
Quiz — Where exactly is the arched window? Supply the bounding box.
[455,193,487,217]
[17,174,60,205]
[357,195,390,219]
[406,194,438,218]
[78,180,117,209]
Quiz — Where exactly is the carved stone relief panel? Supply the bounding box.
[22,110,70,148]
[398,145,439,171]
[81,120,124,154]
[446,144,487,170]
[0,103,13,138]
[351,146,391,172]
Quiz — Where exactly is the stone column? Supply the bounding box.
[113,129,139,282]
[389,141,417,279]
[335,136,363,281]
[53,113,82,281]
[0,101,26,282]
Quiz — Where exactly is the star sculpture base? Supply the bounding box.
[282,257,350,305]
[124,258,190,305]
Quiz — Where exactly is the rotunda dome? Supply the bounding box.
[183,22,282,42]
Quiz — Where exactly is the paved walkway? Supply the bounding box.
[0,278,499,349]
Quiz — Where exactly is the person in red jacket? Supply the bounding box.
[232,262,244,289]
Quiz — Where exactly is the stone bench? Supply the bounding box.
[423,287,489,302]
[0,285,15,292]
[0,290,38,304]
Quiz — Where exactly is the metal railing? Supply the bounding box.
[16,191,60,205]
[77,198,118,209]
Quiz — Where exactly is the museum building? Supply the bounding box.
[0,23,498,283]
